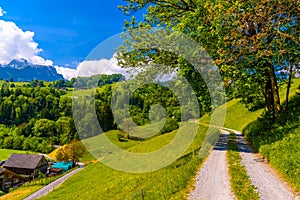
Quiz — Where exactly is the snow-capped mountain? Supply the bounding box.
[0,59,64,81]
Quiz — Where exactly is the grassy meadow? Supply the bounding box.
[0,149,35,161]
[38,124,216,200]
[0,186,43,200]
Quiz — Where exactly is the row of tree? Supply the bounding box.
[117,0,299,120]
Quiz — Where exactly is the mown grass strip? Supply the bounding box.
[227,132,259,200]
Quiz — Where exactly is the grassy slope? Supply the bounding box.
[199,99,263,132]
[244,79,300,192]
[200,78,300,132]
[47,130,139,163]
[259,126,300,191]
[0,186,43,200]
[243,79,300,191]
[202,78,300,193]
[39,124,216,200]
[0,149,35,160]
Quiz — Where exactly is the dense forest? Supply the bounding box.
[0,74,184,153]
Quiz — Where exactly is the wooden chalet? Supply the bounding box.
[3,154,48,179]
[0,168,28,192]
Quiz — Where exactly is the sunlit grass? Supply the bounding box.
[0,186,42,200]
[0,149,35,161]
[38,125,215,199]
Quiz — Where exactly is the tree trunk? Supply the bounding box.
[268,63,282,118]
[285,65,293,111]
[264,76,274,114]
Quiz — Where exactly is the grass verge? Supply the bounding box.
[243,80,300,191]
[227,132,259,200]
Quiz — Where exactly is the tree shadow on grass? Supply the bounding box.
[243,87,300,151]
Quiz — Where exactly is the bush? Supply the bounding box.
[38,171,46,179]
[161,118,179,134]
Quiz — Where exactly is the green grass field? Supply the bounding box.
[38,124,216,200]
[0,186,43,200]
[200,78,300,132]
[0,149,34,161]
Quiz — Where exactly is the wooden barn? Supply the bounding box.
[0,168,28,192]
[3,154,48,179]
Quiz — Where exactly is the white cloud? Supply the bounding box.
[0,20,53,66]
[54,66,77,80]
[0,7,6,17]
[56,55,129,80]
[77,55,128,77]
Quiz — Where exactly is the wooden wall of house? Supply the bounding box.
[4,167,33,176]
[0,171,27,192]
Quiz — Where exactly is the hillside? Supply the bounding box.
[34,79,300,199]
[2,78,300,199]
[38,124,217,200]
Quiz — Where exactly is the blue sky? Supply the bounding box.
[0,0,142,69]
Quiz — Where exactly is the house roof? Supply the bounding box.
[49,168,63,172]
[3,154,47,169]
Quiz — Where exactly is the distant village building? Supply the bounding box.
[3,154,48,179]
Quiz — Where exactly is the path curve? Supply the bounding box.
[24,163,84,200]
[188,130,235,200]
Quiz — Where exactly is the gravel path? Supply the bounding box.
[233,130,295,200]
[188,130,235,200]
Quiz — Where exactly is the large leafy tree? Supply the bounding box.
[118,0,299,119]
[209,0,299,118]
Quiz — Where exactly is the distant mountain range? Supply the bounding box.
[0,59,64,82]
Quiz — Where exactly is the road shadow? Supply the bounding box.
[235,133,253,153]
[213,134,228,151]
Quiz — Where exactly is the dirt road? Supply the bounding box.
[188,130,235,200]
[188,125,296,200]
[234,130,295,200]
